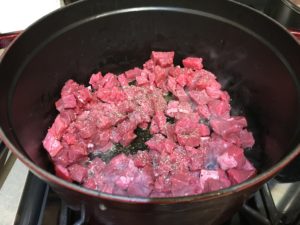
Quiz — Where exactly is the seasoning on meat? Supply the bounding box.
[43,51,256,197]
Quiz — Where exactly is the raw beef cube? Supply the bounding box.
[138,122,149,130]
[208,135,233,156]
[200,169,231,192]
[154,66,167,85]
[133,151,152,168]
[55,164,72,181]
[167,76,177,94]
[176,73,187,87]
[61,94,77,109]
[127,166,154,197]
[175,117,207,147]
[189,90,210,105]
[198,124,210,136]
[43,132,63,157]
[52,149,70,167]
[118,73,129,87]
[154,175,172,193]
[61,80,79,96]
[73,86,92,105]
[182,57,203,70]
[68,164,87,183]
[97,86,126,103]
[150,119,159,134]
[210,117,247,138]
[89,72,103,89]
[242,159,256,171]
[175,86,190,102]
[165,100,179,117]
[68,145,87,162]
[239,130,255,148]
[170,172,198,196]
[151,51,175,67]
[227,168,256,184]
[146,134,166,152]
[62,132,77,145]
[205,86,223,99]
[120,130,137,147]
[153,111,167,131]
[208,100,230,118]
[83,178,97,190]
[125,67,142,82]
[49,115,69,138]
[168,66,183,78]
[136,71,149,86]
[143,59,155,71]
[217,146,246,170]
[200,169,219,190]
[197,104,211,119]
[186,146,204,171]
[88,158,106,174]
[165,123,177,142]
[100,73,119,89]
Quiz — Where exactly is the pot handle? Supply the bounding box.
[73,204,86,225]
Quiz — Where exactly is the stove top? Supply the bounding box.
[1,1,300,225]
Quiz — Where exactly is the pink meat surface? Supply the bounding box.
[43,51,256,197]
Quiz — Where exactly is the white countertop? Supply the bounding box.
[0,0,62,33]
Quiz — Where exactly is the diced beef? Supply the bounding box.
[43,51,256,198]
[189,90,210,105]
[117,73,128,87]
[170,171,199,196]
[97,86,126,103]
[210,117,247,139]
[43,132,63,157]
[127,166,154,196]
[89,72,103,89]
[217,146,246,170]
[99,73,119,89]
[61,94,77,109]
[182,57,203,70]
[55,164,72,182]
[68,164,87,183]
[151,51,174,67]
[125,67,142,82]
[227,168,256,184]
[208,100,230,118]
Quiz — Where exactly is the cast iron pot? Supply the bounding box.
[0,1,300,225]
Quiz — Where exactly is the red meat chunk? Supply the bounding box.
[151,51,174,67]
[43,51,256,198]
[55,164,72,182]
[189,90,210,105]
[89,72,103,89]
[127,166,154,196]
[68,164,87,183]
[227,168,256,184]
[217,146,246,170]
[182,57,203,70]
[43,132,63,157]
[210,117,247,138]
[125,67,142,82]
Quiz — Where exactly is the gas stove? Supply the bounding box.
[0,1,300,225]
